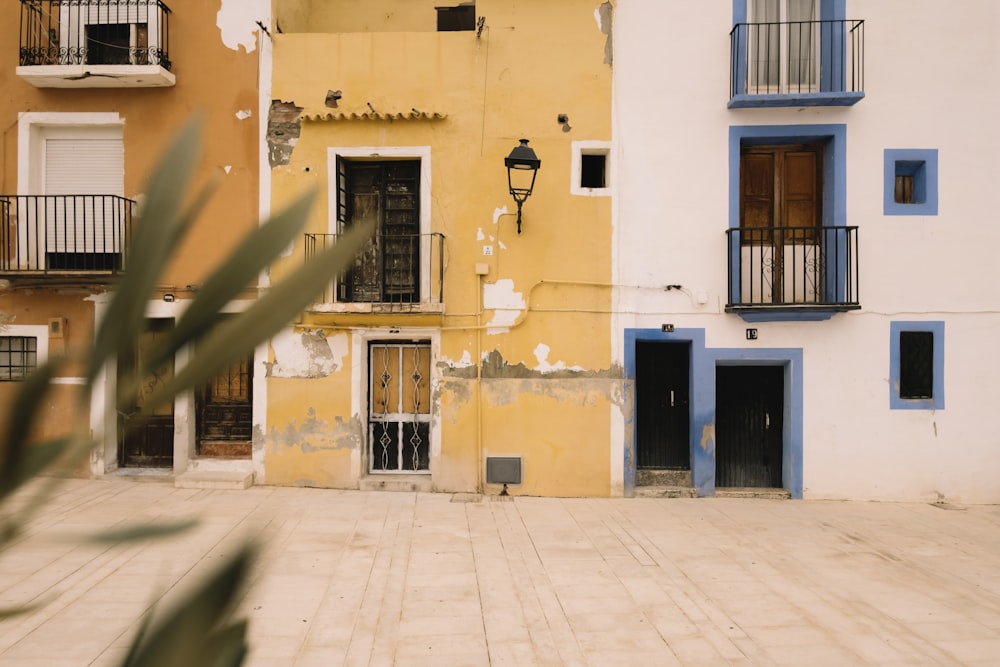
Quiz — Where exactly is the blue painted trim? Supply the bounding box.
[728,123,848,321]
[884,149,939,216]
[711,349,804,499]
[624,328,804,499]
[736,309,838,322]
[728,92,864,108]
[889,321,945,410]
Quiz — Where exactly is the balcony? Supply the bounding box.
[0,195,133,279]
[304,233,445,313]
[726,226,859,321]
[729,19,864,108]
[17,0,174,88]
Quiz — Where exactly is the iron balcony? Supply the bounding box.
[0,194,133,278]
[17,0,174,87]
[304,232,445,307]
[726,225,860,313]
[729,19,864,108]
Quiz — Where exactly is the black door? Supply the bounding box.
[716,365,783,487]
[636,342,690,469]
[118,319,174,468]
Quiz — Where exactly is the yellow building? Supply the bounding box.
[264,0,616,496]
[1,0,261,476]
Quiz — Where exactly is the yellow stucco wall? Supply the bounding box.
[266,0,616,496]
[0,0,259,466]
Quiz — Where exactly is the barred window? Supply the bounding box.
[899,331,934,399]
[0,336,38,381]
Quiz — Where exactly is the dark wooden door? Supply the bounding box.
[197,354,253,456]
[716,365,784,488]
[636,342,690,469]
[119,319,174,468]
[740,143,822,301]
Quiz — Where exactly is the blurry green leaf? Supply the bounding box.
[121,544,255,667]
[141,192,318,380]
[142,220,374,413]
[0,600,47,620]
[87,118,209,385]
[89,519,199,545]
[0,359,64,503]
[199,620,250,667]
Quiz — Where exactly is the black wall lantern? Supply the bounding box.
[505,139,541,234]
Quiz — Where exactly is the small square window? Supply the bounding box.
[0,336,38,381]
[890,321,944,410]
[571,141,612,196]
[884,149,938,216]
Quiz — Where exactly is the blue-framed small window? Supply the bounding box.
[884,149,938,216]
[889,321,944,410]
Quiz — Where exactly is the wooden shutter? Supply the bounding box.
[740,152,775,244]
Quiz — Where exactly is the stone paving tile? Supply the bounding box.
[3,479,1000,665]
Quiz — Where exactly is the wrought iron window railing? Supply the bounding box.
[730,19,863,99]
[19,0,172,69]
[304,232,445,306]
[0,194,133,275]
[726,225,859,310]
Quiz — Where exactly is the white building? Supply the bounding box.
[612,0,1000,502]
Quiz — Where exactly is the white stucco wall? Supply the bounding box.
[612,0,1000,502]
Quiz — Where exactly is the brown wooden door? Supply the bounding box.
[119,319,174,467]
[740,143,822,302]
[197,354,253,457]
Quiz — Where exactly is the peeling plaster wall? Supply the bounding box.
[264,0,614,496]
[261,408,363,488]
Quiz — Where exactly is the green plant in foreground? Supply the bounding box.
[0,118,372,666]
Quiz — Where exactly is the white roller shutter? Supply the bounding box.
[43,130,124,255]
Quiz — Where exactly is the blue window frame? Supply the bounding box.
[889,321,944,410]
[884,149,939,216]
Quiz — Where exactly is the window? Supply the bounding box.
[64,0,161,66]
[436,3,475,32]
[0,337,38,381]
[884,149,938,216]
[571,141,612,196]
[336,159,421,303]
[890,321,944,410]
[748,0,818,93]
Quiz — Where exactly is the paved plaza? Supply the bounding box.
[1,477,1000,666]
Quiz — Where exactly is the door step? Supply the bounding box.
[174,471,253,490]
[634,485,698,498]
[358,474,433,493]
[714,487,791,499]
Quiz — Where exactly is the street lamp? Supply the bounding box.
[504,139,541,234]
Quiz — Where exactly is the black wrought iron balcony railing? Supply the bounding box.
[729,19,864,107]
[726,226,859,311]
[19,0,171,70]
[0,195,134,276]
[304,232,445,306]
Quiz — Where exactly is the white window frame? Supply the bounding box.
[60,1,162,66]
[0,325,49,381]
[570,140,613,197]
[323,146,434,310]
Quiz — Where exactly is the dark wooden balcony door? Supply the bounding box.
[740,142,822,303]
[197,354,253,457]
[119,319,174,467]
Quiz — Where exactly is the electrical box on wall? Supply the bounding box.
[48,317,67,339]
[486,456,522,485]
